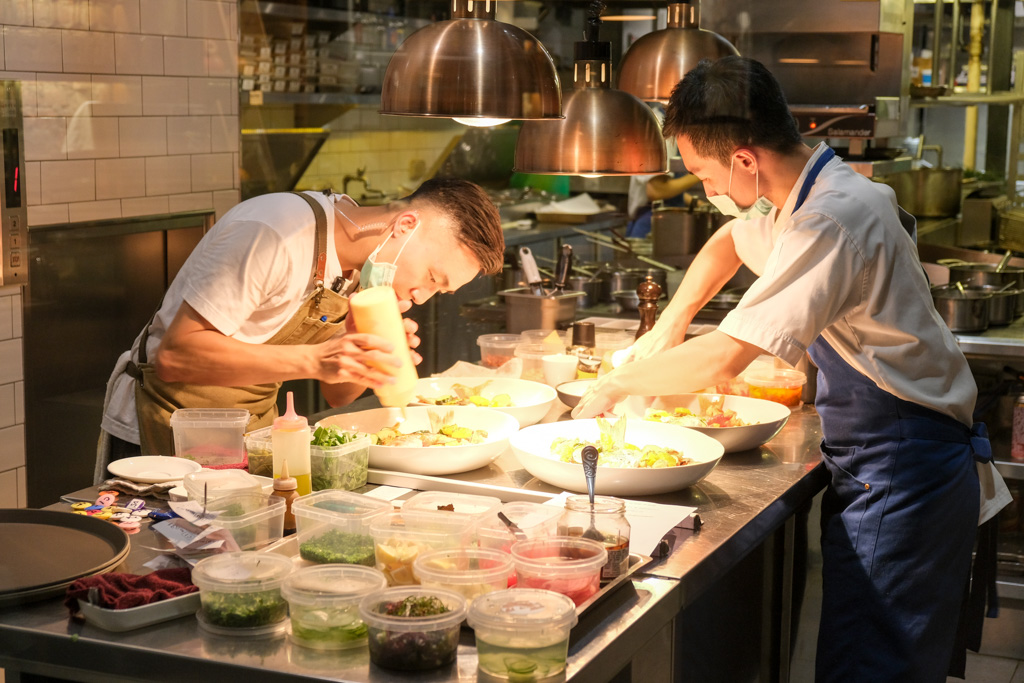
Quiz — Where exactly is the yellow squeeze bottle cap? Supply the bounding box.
[273,391,307,430]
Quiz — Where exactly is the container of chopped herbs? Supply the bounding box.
[293,490,393,566]
[281,565,387,650]
[192,552,294,636]
[208,492,285,551]
[358,586,467,671]
[245,425,371,491]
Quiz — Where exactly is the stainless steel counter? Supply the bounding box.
[0,402,827,683]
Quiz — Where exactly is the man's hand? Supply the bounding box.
[315,333,403,388]
[345,294,422,365]
[571,372,628,420]
[625,320,684,364]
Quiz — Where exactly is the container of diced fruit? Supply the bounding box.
[413,547,513,604]
[281,564,387,650]
[744,368,806,410]
[368,511,475,586]
[292,490,393,566]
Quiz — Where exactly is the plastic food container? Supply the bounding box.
[745,368,807,410]
[468,588,579,680]
[478,334,522,369]
[192,551,293,636]
[520,329,568,352]
[401,490,502,539]
[511,537,607,606]
[292,490,393,566]
[594,331,634,371]
[170,408,250,466]
[369,511,476,586]
[413,548,513,603]
[281,565,387,650]
[208,492,286,551]
[477,502,563,553]
[359,586,467,671]
[244,426,372,491]
[514,343,549,383]
[183,469,261,505]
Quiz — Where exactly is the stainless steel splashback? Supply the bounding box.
[0,80,26,287]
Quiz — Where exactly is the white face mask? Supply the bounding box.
[707,156,773,220]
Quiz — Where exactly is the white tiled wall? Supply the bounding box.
[0,0,241,508]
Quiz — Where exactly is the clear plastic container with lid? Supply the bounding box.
[412,547,513,604]
[292,490,393,566]
[191,551,294,636]
[208,491,286,551]
[478,333,522,369]
[510,537,607,606]
[170,408,249,466]
[468,588,579,680]
[183,469,261,505]
[477,502,563,553]
[558,495,631,580]
[281,564,387,650]
[745,367,807,410]
[401,490,502,538]
[515,342,552,383]
[359,586,467,671]
[244,426,372,491]
[369,511,476,585]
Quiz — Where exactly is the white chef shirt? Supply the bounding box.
[101,191,350,444]
[718,143,977,426]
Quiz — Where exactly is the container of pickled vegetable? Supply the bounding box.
[359,586,467,671]
[413,547,513,603]
[192,551,293,636]
[745,368,806,410]
[369,511,476,585]
[293,490,393,566]
[281,565,387,650]
[468,588,578,681]
[510,537,607,606]
[477,502,563,553]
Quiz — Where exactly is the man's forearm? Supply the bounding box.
[320,381,369,407]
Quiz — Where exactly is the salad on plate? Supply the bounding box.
[550,417,691,469]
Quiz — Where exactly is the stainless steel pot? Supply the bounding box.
[973,285,1019,326]
[566,275,600,309]
[651,207,711,258]
[600,271,639,303]
[628,267,667,296]
[931,286,991,332]
[613,289,640,311]
[879,168,963,217]
[946,263,1024,314]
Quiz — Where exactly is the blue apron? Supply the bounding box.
[795,148,986,682]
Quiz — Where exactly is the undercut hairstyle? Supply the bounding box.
[662,56,803,164]
[401,177,504,275]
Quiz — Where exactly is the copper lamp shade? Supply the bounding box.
[380,0,561,124]
[514,29,667,175]
[618,1,739,104]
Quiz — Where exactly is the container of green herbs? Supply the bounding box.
[293,490,393,565]
[359,587,467,671]
[192,552,294,636]
[281,565,387,650]
[245,425,370,491]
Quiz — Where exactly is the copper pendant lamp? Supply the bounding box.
[513,2,667,176]
[380,0,562,127]
[618,1,739,104]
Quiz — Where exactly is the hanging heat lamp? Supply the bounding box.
[618,1,739,104]
[514,2,667,176]
[380,0,562,127]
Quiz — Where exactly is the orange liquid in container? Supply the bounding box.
[348,286,418,407]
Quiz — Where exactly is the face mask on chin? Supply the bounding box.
[707,156,774,220]
[358,218,419,289]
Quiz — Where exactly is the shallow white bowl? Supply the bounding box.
[107,456,202,484]
[510,419,724,496]
[317,406,520,476]
[640,394,791,453]
[410,377,557,428]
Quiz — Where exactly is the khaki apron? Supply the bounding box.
[127,191,359,456]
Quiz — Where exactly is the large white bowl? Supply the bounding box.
[410,377,557,427]
[509,419,724,496]
[640,394,791,453]
[317,406,520,476]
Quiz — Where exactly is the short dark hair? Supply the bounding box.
[662,56,803,164]
[402,177,504,275]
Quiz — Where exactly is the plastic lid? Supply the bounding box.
[412,547,513,585]
[358,586,467,633]
[511,537,608,576]
[467,588,578,633]
[274,391,307,431]
[571,321,595,347]
[192,551,294,591]
[745,368,807,387]
[183,469,261,503]
[292,489,394,522]
[401,491,502,521]
[281,565,387,607]
[273,460,297,491]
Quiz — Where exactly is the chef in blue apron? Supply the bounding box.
[573,56,1009,681]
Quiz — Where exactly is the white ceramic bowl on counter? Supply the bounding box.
[409,376,557,427]
[640,394,792,453]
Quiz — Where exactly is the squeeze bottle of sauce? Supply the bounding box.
[271,460,299,535]
[272,391,312,495]
[348,285,418,407]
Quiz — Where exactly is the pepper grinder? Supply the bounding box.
[635,276,662,340]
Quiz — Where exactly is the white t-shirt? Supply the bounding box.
[718,143,977,426]
[101,191,350,444]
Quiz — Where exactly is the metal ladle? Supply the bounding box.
[580,445,604,542]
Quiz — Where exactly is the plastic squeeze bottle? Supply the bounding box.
[348,285,418,407]
[271,460,299,535]
[272,391,312,495]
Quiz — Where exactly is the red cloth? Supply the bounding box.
[65,568,198,612]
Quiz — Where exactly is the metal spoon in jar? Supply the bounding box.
[581,445,604,542]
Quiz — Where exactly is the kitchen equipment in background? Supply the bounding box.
[946,262,1024,314]
[975,285,1020,326]
[618,1,739,104]
[879,167,964,217]
[514,4,667,176]
[603,270,639,304]
[379,0,561,126]
[613,289,640,312]
[498,288,585,333]
[0,80,26,287]
[651,205,712,259]
[553,244,573,293]
[567,275,600,308]
[931,285,992,332]
[518,246,545,295]
[630,267,668,296]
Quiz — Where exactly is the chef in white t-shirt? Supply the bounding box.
[99,177,504,467]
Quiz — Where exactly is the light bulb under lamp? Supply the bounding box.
[579,173,604,178]
[453,117,512,127]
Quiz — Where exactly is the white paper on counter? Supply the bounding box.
[544,491,696,556]
[363,485,411,502]
[540,193,605,215]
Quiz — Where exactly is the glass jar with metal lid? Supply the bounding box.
[557,494,630,580]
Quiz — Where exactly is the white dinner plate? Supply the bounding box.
[107,456,203,484]
[410,377,557,427]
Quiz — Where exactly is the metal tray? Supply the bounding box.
[0,509,131,607]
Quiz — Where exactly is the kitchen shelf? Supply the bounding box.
[243,91,380,106]
[910,91,1024,107]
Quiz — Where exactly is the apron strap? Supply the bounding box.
[290,191,329,307]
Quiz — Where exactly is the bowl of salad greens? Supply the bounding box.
[359,586,467,671]
[510,416,724,496]
[281,565,387,650]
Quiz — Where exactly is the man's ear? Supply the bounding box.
[391,210,420,236]
[734,148,758,175]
